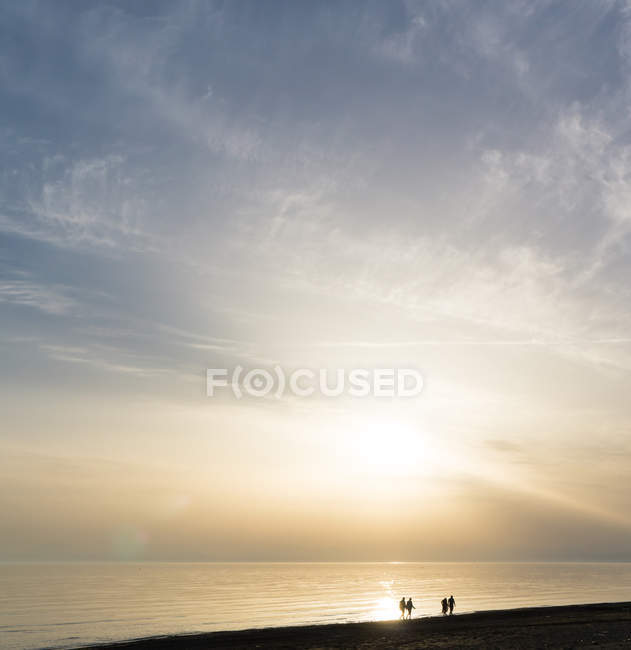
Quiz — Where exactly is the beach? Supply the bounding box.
[77,602,631,649]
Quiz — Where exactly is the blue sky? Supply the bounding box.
[2,1,631,561]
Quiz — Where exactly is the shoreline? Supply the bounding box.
[76,601,631,649]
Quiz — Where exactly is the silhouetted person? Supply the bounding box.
[441,597,448,615]
[448,595,455,615]
[406,598,415,619]
[399,597,406,619]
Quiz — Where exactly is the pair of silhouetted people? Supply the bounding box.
[399,597,415,619]
[441,595,455,615]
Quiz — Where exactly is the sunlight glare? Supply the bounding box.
[356,419,429,477]
[370,596,398,621]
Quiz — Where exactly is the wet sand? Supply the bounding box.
[78,602,631,649]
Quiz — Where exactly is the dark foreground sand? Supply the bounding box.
[78,602,631,649]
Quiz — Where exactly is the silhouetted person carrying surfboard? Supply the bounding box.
[399,597,406,619]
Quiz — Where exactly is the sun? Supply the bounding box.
[356,419,429,477]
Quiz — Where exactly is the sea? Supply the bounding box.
[2,562,631,649]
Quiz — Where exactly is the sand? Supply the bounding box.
[77,602,631,649]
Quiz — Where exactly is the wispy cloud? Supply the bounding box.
[0,276,76,314]
[40,343,171,378]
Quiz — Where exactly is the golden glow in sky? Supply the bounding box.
[2,1,631,563]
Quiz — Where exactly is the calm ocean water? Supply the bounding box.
[2,562,631,649]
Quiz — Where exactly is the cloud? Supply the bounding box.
[40,343,172,379]
[1,154,158,251]
[376,12,427,64]
[0,276,76,314]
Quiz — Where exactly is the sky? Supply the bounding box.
[2,0,631,562]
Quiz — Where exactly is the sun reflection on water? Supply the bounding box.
[370,596,398,621]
